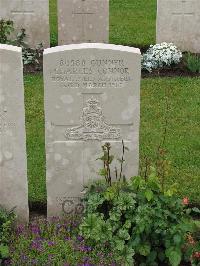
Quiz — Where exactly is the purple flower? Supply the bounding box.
[64,236,71,241]
[48,241,55,247]
[73,222,79,227]
[78,246,92,252]
[79,263,93,266]
[84,246,92,252]
[16,224,25,235]
[3,259,11,265]
[31,224,40,235]
[77,235,84,242]
[30,240,43,252]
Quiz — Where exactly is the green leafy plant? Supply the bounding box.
[0,206,16,264]
[97,140,128,186]
[80,143,199,265]
[13,29,43,67]
[0,19,14,43]
[0,19,43,67]
[22,43,43,66]
[186,53,200,73]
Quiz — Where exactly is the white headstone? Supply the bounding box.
[157,0,200,53]
[44,43,141,217]
[0,0,50,48]
[58,0,109,45]
[0,44,29,222]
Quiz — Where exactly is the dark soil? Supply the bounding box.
[24,56,43,74]
[29,201,47,220]
[142,67,200,78]
[142,59,200,78]
[28,200,200,220]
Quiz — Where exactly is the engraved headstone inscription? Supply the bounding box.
[0,44,29,222]
[0,0,50,48]
[157,0,200,52]
[58,0,109,45]
[44,43,141,217]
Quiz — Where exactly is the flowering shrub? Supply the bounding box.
[8,216,119,266]
[142,42,182,72]
[183,222,200,266]
[79,170,199,265]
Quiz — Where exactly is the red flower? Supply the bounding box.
[193,252,200,259]
[182,197,189,205]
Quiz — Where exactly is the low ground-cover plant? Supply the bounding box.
[142,42,182,72]
[0,19,43,67]
[79,143,200,265]
[7,216,119,266]
[185,53,200,73]
[0,206,15,265]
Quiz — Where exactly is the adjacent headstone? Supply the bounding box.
[0,0,50,48]
[156,0,200,53]
[44,43,141,217]
[58,0,109,45]
[0,44,29,222]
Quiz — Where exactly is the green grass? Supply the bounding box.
[140,77,200,203]
[49,0,58,47]
[25,75,200,204]
[49,0,156,47]
[110,0,156,47]
[24,75,46,203]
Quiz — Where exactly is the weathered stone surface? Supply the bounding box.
[58,0,109,45]
[0,0,50,48]
[44,43,141,217]
[157,0,200,52]
[0,44,29,222]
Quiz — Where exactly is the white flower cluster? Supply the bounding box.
[142,42,182,72]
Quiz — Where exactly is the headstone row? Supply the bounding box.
[1,0,200,52]
[0,43,141,221]
[0,0,109,48]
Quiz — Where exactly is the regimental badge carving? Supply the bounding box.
[65,96,121,141]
